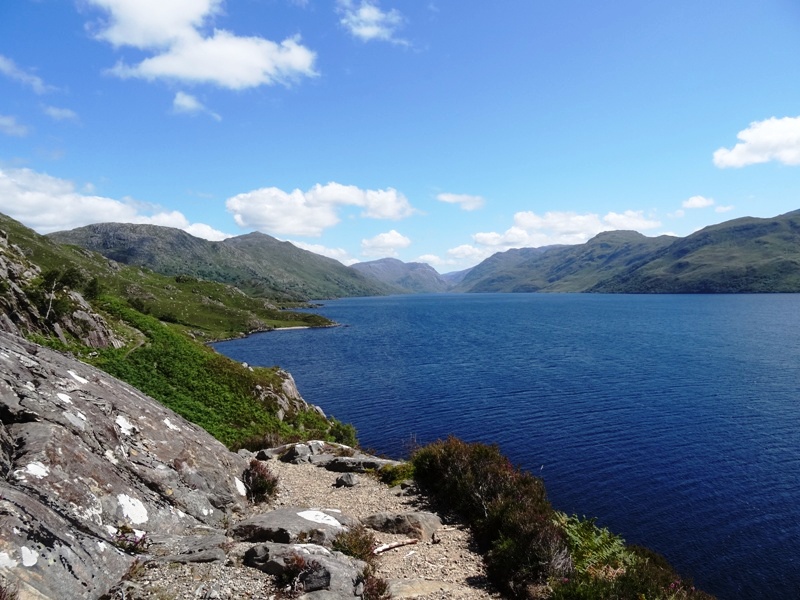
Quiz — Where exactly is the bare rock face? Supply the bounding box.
[0,329,250,599]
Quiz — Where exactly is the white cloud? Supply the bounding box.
[0,167,230,240]
[436,192,484,211]
[361,229,411,257]
[42,105,79,122]
[290,240,355,264]
[682,195,714,209]
[473,210,661,251]
[0,115,29,137]
[86,0,317,89]
[172,91,221,120]
[416,253,452,268]
[0,54,52,94]
[714,116,800,168]
[337,0,407,44]
[715,205,734,213]
[226,182,416,237]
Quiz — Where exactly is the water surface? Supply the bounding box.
[215,293,800,599]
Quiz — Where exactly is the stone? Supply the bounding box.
[324,456,403,473]
[280,443,313,464]
[387,578,464,598]
[232,507,358,546]
[361,512,442,541]
[334,473,359,488]
[0,329,250,599]
[245,542,366,598]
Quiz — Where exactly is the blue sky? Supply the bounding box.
[2,1,800,272]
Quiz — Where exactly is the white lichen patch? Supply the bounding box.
[68,370,89,384]
[64,411,86,430]
[235,477,247,497]
[115,415,136,436]
[104,449,119,465]
[97,541,107,553]
[0,552,17,568]
[20,546,38,567]
[56,392,73,404]
[26,462,49,479]
[295,543,331,555]
[163,418,181,431]
[23,381,35,391]
[297,510,342,527]
[117,494,148,524]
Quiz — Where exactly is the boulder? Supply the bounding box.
[361,512,442,541]
[232,507,358,546]
[244,542,367,597]
[0,329,250,599]
[334,473,359,488]
[324,456,403,473]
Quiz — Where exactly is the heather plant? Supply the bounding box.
[376,462,415,487]
[111,523,150,554]
[332,525,377,564]
[242,458,278,503]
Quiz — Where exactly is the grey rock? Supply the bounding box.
[361,512,442,541]
[232,507,357,546]
[0,329,250,599]
[245,542,366,598]
[334,473,359,488]
[281,443,312,464]
[324,456,403,473]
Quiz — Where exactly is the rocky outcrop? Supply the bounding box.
[0,229,122,348]
[0,329,249,599]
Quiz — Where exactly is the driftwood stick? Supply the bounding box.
[373,539,419,554]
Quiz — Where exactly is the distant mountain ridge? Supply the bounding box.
[49,223,393,301]
[455,210,800,293]
[50,209,800,297]
[350,257,451,293]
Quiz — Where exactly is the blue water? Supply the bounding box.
[214,293,800,599]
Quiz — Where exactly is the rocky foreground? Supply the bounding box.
[0,328,500,599]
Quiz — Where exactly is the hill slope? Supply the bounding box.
[351,257,451,293]
[457,210,800,293]
[49,223,392,301]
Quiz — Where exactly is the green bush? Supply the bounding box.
[332,525,378,565]
[377,462,414,487]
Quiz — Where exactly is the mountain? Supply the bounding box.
[49,223,392,301]
[456,210,800,293]
[351,257,451,293]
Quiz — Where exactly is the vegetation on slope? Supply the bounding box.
[412,437,714,600]
[49,223,394,301]
[0,213,355,449]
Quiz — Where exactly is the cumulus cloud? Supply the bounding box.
[471,209,661,251]
[172,91,220,120]
[226,182,416,237]
[42,105,79,122]
[715,205,734,213]
[337,0,407,44]
[714,116,800,168]
[0,167,230,240]
[290,240,355,264]
[682,195,714,209]
[0,115,28,137]
[361,229,411,257]
[86,0,317,89]
[436,192,485,211]
[0,54,52,94]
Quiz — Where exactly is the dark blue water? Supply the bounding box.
[214,293,800,599]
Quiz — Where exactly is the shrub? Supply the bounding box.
[376,462,415,487]
[412,436,561,597]
[242,459,278,503]
[360,567,391,600]
[332,525,378,566]
[111,523,150,554]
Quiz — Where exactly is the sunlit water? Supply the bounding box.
[215,293,800,599]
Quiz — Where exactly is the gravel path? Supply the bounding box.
[118,457,503,599]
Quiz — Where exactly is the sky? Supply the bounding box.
[2,1,800,272]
